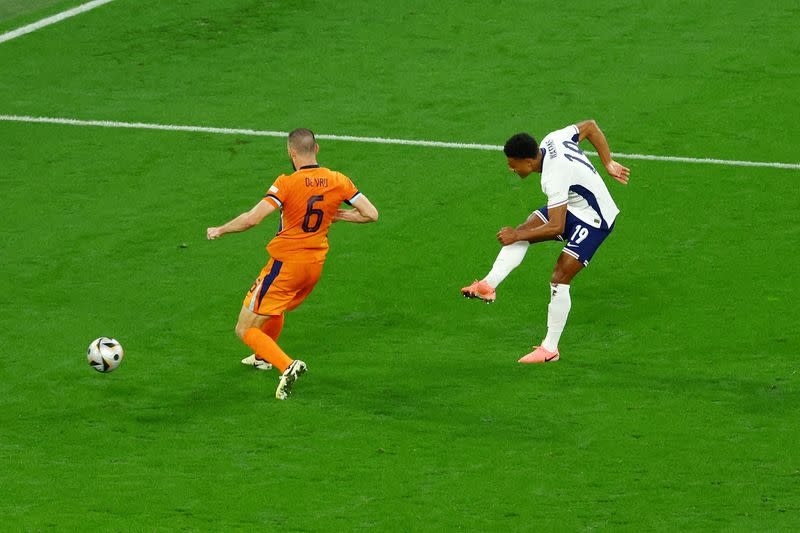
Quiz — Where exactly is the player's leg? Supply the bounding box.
[241,315,286,370]
[238,259,297,373]
[237,260,313,399]
[236,306,294,373]
[484,241,530,288]
[240,260,286,370]
[241,314,284,367]
[541,252,584,350]
[519,218,613,363]
[260,313,285,341]
[273,263,321,400]
[238,306,306,399]
[543,220,615,354]
[518,253,583,363]
[484,211,545,286]
[462,209,547,301]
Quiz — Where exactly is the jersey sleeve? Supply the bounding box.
[340,174,362,205]
[553,124,580,143]
[568,124,580,142]
[263,175,287,209]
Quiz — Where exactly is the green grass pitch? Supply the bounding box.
[1,0,798,530]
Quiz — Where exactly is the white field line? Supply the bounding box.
[0,0,115,45]
[1,114,798,170]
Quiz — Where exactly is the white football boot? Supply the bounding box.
[241,354,273,371]
[275,360,307,400]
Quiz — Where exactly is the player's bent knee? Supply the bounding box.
[234,322,248,340]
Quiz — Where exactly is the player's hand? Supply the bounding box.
[207,227,223,240]
[332,209,348,222]
[497,227,519,245]
[605,160,630,185]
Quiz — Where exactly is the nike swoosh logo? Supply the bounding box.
[566,243,578,248]
[545,355,557,362]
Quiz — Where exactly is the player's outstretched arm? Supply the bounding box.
[576,119,630,185]
[333,194,379,224]
[207,199,276,240]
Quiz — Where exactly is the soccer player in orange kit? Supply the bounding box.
[207,128,379,399]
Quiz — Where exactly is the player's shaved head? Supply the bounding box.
[288,128,317,154]
[504,133,539,159]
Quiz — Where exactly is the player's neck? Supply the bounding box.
[292,156,319,170]
[533,151,544,173]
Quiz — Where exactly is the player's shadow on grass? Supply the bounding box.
[128,367,275,425]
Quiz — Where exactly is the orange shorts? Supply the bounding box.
[243,258,323,316]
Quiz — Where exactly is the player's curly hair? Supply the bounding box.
[503,133,538,159]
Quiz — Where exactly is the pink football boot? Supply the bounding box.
[518,346,560,363]
[460,279,496,303]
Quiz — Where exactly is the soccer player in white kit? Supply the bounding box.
[461,120,630,363]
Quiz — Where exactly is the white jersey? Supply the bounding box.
[540,125,619,229]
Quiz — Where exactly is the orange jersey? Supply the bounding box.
[263,165,360,263]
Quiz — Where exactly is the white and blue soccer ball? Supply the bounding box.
[87,337,124,373]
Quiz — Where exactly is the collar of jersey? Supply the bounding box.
[299,164,320,170]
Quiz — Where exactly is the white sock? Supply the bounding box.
[542,283,571,352]
[483,241,529,288]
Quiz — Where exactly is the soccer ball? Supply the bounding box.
[87,337,124,373]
